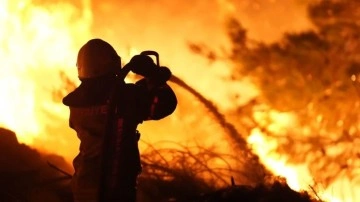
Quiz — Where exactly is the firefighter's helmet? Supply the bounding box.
[77,38,120,79]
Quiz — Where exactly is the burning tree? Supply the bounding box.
[202,0,360,200]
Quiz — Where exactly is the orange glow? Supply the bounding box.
[0,0,358,202]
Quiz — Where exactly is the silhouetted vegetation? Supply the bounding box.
[137,141,320,202]
[0,128,72,202]
[0,128,320,202]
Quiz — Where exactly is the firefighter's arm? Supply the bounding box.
[127,54,177,120]
[148,82,177,120]
[135,71,177,120]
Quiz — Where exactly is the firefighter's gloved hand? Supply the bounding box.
[128,55,171,84]
[152,66,172,84]
[128,55,157,77]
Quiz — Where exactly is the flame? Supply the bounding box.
[248,109,312,191]
[0,0,358,202]
[0,0,93,145]
[247,109,359,202]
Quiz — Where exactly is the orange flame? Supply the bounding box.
[0,0,91,144]
[248,108,359,202]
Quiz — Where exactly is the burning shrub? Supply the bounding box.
[137,142,321,202]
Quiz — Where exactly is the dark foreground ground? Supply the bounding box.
[0,128,320,202]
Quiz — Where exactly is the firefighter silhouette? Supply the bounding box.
[63,38,177,202]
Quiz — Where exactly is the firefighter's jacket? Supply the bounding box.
[63,75,177,201]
